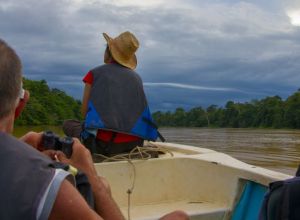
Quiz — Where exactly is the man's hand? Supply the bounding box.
[56,138,97,177]
[19,131,62,160]
[19,131,43,151]
[20,132,96,177]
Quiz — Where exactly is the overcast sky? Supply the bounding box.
[1,0,300,111]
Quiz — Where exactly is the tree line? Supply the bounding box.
[16,78,82,125]
[16,79,300,129]
[152,90,300,129]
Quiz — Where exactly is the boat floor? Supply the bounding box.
[121,200,228,220]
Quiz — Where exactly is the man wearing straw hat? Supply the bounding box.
[64,31,162,156]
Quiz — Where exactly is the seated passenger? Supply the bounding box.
[64,31,162,156]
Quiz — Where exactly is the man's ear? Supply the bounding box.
[14,90,30,119]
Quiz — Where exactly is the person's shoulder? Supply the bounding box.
[0,131,17,141]
[113,64,140,76]
[0,132,35,153]
[0,132,53,167]
[91,64,110,72]
[126,68,142,79]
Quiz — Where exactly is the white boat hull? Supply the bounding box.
[94,142,291,220]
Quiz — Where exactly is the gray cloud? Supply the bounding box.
[1,0,300,110]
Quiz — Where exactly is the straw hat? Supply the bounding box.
[103,31,139,70]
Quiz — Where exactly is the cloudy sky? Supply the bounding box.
[1,0,300,111]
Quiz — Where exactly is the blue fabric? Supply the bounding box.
[84,101,105,129]
[131,106,158,141]
[84,102,158,141]
[232,181,267,220]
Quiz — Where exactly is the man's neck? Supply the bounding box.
[0,114,14,133]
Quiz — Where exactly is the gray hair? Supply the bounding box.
[0,39,22,119]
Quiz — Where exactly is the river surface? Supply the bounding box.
[14,126,300,175]
[160,128,300,175]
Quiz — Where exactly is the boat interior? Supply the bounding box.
[94,142,290,220]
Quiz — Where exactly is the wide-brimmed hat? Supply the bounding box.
[103,31,139,70]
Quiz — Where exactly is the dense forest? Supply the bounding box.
[17,79,300,129]
[153,90,300,129]
[16,79,82,125]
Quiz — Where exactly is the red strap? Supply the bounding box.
[96,130,140,143]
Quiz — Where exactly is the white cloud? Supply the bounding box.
[283,0,300,26]
[287,9,300,26]
[144,82,240,92]
[108,0,164,7]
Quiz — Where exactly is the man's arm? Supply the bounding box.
[86,173,125,220]
[56,138,125,220]
[49,179,103,220]
[21,132,125,220]
[82,83,91,117]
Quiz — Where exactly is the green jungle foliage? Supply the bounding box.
[16,79,300,129]
[16,79,82,125]
[153,90,300,129]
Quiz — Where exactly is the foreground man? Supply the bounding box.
[0,39,188,220]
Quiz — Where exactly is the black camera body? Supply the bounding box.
[42,131,73,158]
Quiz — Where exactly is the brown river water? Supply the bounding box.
[160,127,300,175]
[14,126,300,175]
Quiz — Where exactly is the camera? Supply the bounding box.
[42,131,73,158]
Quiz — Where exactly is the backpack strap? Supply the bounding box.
[142,117,166,142]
